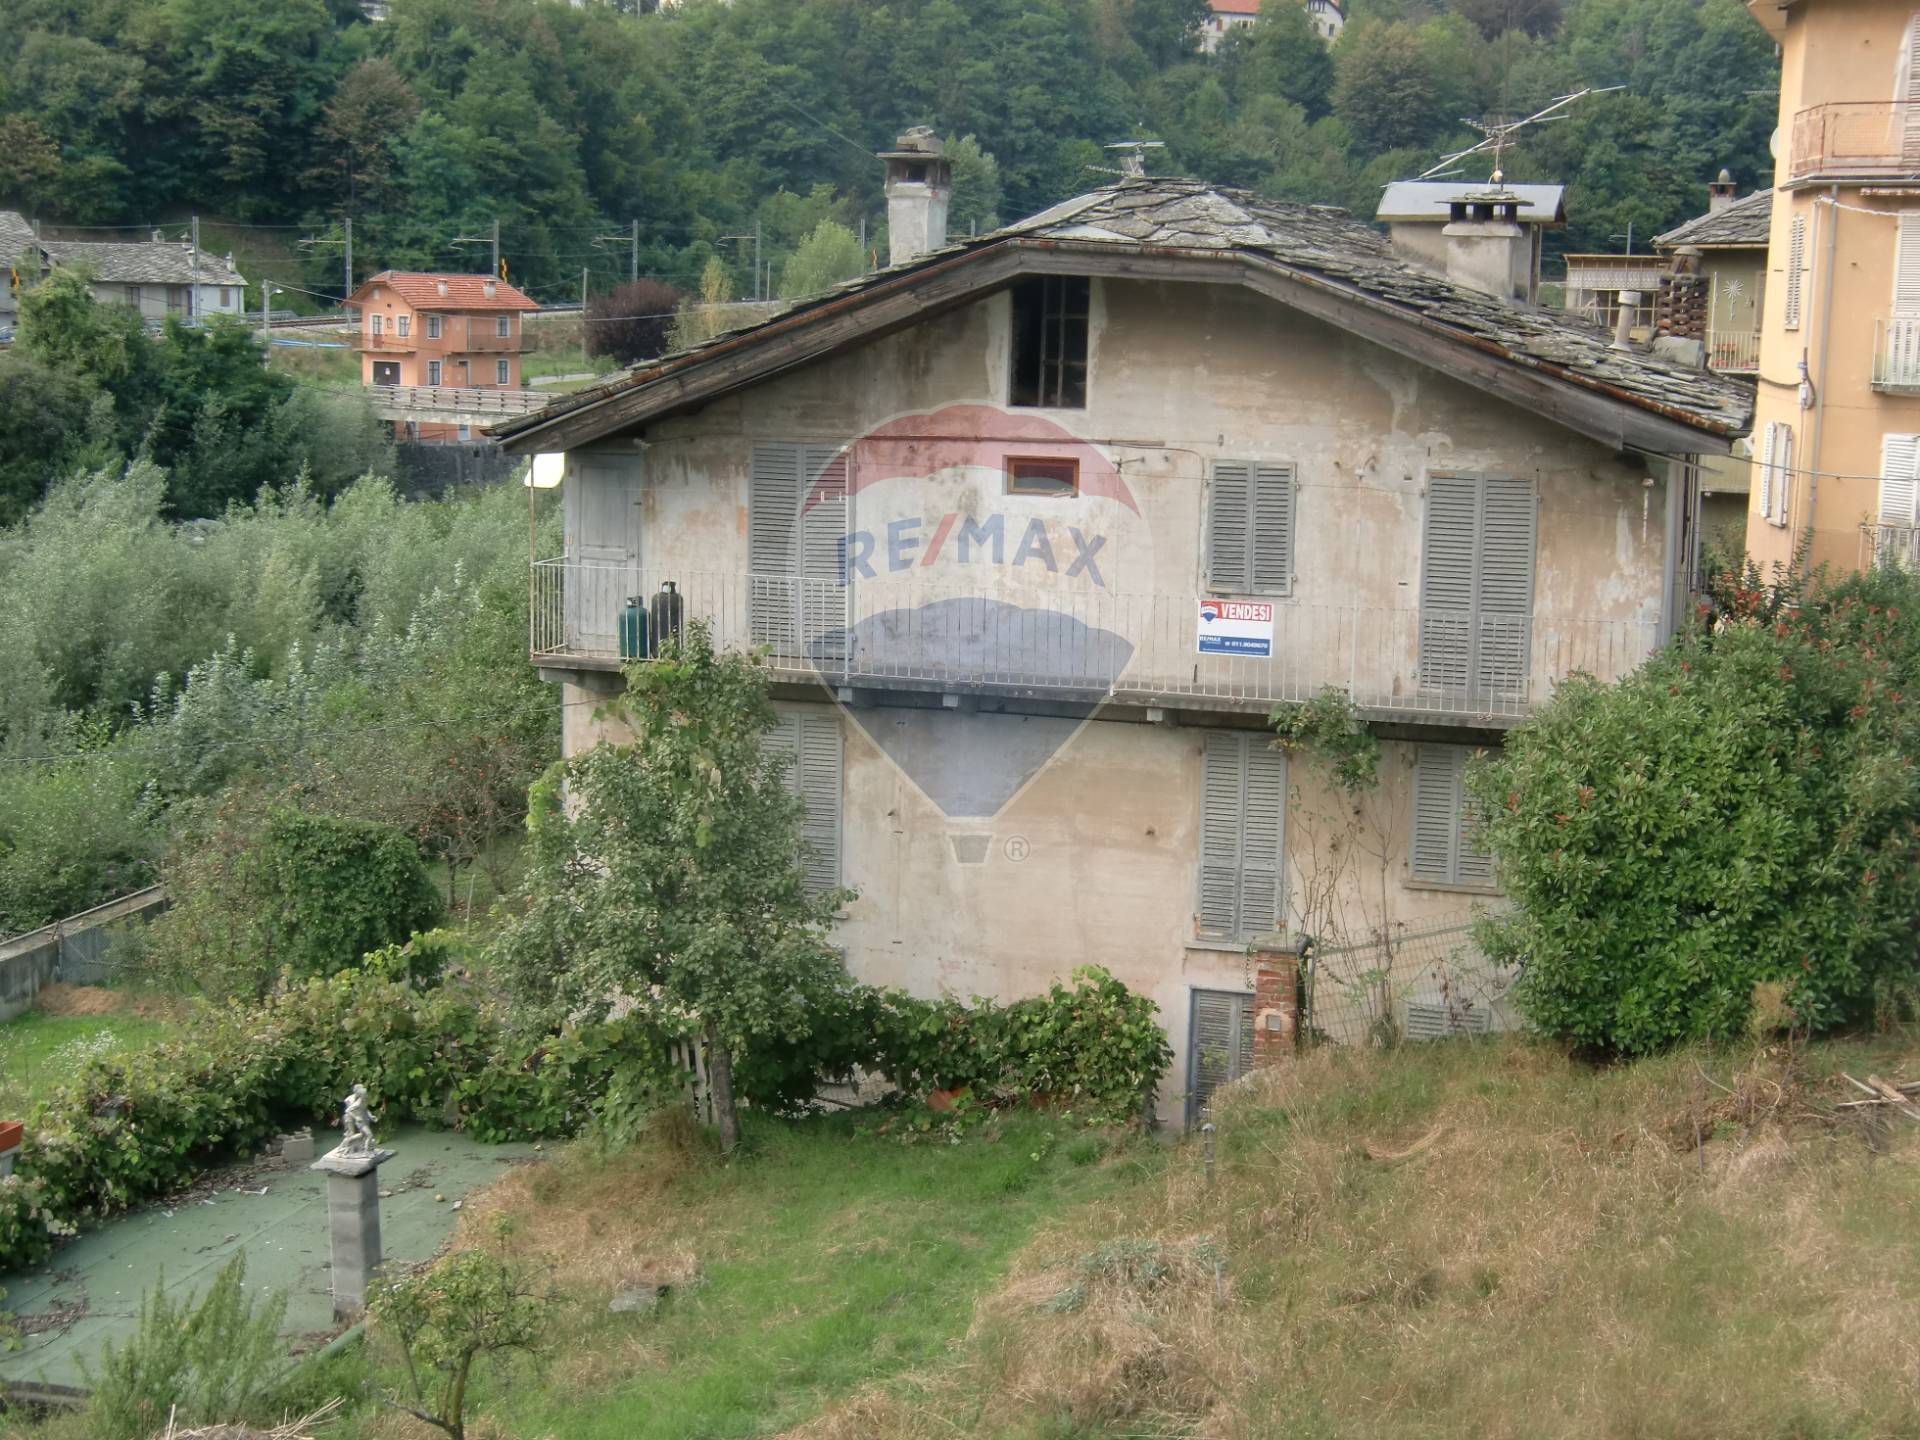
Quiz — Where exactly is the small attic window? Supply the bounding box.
[1009,276,1089,409]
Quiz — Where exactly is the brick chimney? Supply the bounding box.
[1708,168,1738,213]
[1441,183,1531,302]
[878,127,952,267]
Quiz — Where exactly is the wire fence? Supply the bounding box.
[1300,911,1523,1049]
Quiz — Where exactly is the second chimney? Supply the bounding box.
[879,127,952,267]
[1708,167,1737,213]
[1441,186,1532,302]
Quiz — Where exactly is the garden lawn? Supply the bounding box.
[353,1111,1158,1440]
[0,1003,175,1116]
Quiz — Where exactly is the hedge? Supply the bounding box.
[0,965,1173,1273]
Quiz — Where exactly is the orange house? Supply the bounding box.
[345,271,539,391]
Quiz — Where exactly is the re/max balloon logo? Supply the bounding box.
[839,514,1107,586]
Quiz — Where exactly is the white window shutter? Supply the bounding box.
[1757,421,1777,519]
[1896,215,1920,315]
[1771,425,1794,529]
[1207,462,1252,592]
[1881,433,1920,524]
[1784,216,1807,330]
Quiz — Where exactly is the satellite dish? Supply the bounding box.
[527,452,566,489]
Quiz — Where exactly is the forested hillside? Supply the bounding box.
[0,0,1778,304]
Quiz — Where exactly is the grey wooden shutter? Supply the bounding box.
[800,445,849,663]
[749,443,803,651]
[1475,477,1537,695]
[1197,734,1244,933]
[1412,744,1495,888]
[767,711,842,896]
[1208,461,1295,594]
[1250,463,1296,592]
[1419,475,1479,690]
[1207,462,1252,592]
[1197,733,1287,938]
[1785,216,1806,330]
[1187,989,1255,1126]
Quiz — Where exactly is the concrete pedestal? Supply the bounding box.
[311,1147,395,1318]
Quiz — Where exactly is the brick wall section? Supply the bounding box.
[1250,951,1297,1067]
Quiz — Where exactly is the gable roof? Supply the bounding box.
[41,237,245,286]
[1652,188,1774,250]
[1376,180,1567,226]
[348,271,539,312]
[1209,0,1261,14]
[495,179,1751,457]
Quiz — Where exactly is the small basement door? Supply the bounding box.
[1187,988,1255,1129]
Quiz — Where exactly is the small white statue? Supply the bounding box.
[340,1084,377,1156]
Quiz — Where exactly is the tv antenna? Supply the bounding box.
[1415,85,1624,184]
[1090,139,1167,179]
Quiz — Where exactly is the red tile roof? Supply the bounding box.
[348,271,540,312]
[1210,0,1261,14]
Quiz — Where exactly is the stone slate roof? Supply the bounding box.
[503,179,1752,447]
[0,211,34,265]
[41,237,245,286]
[1652,189,1773,250]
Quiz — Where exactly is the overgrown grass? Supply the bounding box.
[788,1034,1920,1440]
[0,1002,176,1116]
[320,1110,1155,1439]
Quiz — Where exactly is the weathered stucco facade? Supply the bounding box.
[509,178,1745,1124]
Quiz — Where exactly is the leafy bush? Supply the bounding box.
[1471,567,1920,1053]
[82,1254,287,1440]
[248,807,444,980]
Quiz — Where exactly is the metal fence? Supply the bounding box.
[532,559,1659,722]
[1300,913,1522,1049]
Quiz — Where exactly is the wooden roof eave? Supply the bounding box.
[493,238,1738,457]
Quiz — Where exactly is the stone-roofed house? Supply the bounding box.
[0,211,39,327]
[40,233,247,324]
[1376,181,1566,303]
[496,154,1751,1124]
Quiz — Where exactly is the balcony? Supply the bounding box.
[1861,524,1920,570]
[356,331,417,353]
[530,562,1659,724]
[449,327,521,353]
[1706,329,1761,374]
[1874,317,1920,391]
[1790,102,1920,183]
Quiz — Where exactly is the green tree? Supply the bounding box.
[948,134,1005,236]
[1471,567,1920,1054]
[370,1250,549,1440]
[0,354,97,524]
[1452,0,1563,40]
[1331,20,1452,152]
[497,624,850,1154]
[308,57,420,212]
[777,219,864,300]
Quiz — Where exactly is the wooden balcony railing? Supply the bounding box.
[1790,102,1920,182]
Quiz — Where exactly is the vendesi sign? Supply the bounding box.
[1196,599,1274,657]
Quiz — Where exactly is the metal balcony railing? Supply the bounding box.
[1862,523,1920,570]
[1790,102,1920,181]
[1706,329,1761,373]
[530,561,1661,722]
[1874,317,1920,391]
[356,331,417,352]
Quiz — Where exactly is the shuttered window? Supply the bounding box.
[1418,474,1537,698]
[1207,461,1296,594]
[1410,744,1496,889]
[1881,433,1920,525]
[1197,732,1286,940]
[1784,216,1807,330]
[1897,215,1920,315]
[766,710,842,896]
[748,442,849,657]
[1756,421,1793,526]
[1186,988,1255,1127]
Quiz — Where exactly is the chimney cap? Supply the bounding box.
[1715,167,1734,185]
[436,279,448,296]
[879,125,945,161]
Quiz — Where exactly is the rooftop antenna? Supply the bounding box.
[1414,85,1625,185]
[1090,139,1166,179]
